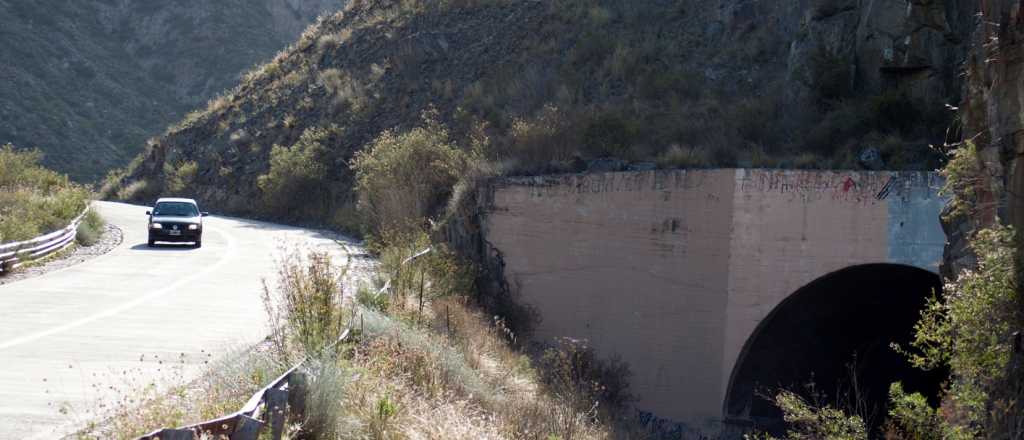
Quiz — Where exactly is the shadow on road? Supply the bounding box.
[230,219,361,246]
[129,243,198,252]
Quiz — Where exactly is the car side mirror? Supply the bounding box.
[201,212,209,217]
[145,210,151,215]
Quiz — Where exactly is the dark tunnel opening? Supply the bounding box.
[724,264,947,435]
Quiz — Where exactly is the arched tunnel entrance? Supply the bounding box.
[724,264,946,434]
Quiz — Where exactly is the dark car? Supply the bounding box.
[146,197,208,248]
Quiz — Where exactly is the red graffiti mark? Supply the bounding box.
[841,177,856,193]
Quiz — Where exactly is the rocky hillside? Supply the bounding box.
[108,0,974,227]
[946,0,1024,273]
[0,0,345,181]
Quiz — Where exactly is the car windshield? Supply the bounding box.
[153,202,199,217]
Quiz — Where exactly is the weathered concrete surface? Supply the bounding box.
[483,169,945,432]
[0,202,358,440]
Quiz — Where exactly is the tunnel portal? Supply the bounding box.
[724,264,946,433]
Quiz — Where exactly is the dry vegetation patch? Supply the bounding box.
[0,144,97,245]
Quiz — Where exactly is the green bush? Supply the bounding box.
[770,390,868,440]
[115,179,157,203]
[939,141,984,222]
[164,160,198,194]
[898,225,1020,432]
[885,382,944,440]
[256,126,337,219]
[0,144,91,243]
[582,111,640,159]
[351,114,468,236]
[76,210,106,246]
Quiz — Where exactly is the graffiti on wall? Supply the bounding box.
[736,169,943,205]
[493,170,714,199]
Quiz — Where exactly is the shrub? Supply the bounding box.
[801,102,868,157]
[262,247,349,362]
[76,210,105,246]
[538,337,634,417]
[257,126,337,219]
[582,111,640,159]
[503,105,579,170]
[771,389,868,440]
[885,382,944,440]
[940,141,985,222]
[356,284,389,311]
[298,358,350,440]
[897,225,1021,432]
[164,160,198,194]
[0,144,91,243]
[655,144,711,169]
[320,68,369,112]
[115,179,156,203]
[351,114,467,236]
[98,167,127,200]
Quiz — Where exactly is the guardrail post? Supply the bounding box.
[230,415,264,440]
[287,371,308,421]
[154,429,193,440]
[265,388,289,440]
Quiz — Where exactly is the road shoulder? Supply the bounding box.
[0,223,123,286]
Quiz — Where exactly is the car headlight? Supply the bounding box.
[151,223,162,229]
[188,224,199,230]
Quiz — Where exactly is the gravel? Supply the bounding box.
[0,223,123,286]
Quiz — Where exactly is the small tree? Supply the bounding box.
[257,126,337,219]
[262,247,347,363]
[351,113,467,236]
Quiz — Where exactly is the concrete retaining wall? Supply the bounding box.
[482,169,946,431]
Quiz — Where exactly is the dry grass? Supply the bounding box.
[0,144,92,243]
[343,237,621,439]
[68,347,285,440]
[73,239,629,439]
[345,299,613,440]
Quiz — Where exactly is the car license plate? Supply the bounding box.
[168,230,181,236]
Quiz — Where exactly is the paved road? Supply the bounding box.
[0,202,360,439]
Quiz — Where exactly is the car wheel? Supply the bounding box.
[147,240,155,247]
[194,240,202,248]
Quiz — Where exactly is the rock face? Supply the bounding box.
[0,0,346,180]
[938,0,1024,279]
[708,0,972,113]
[959,0,1024,230]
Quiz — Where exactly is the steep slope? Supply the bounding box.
[110,0,974,227]
[0,0,346,181]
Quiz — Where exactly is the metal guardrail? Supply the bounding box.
[0,205,90,274]
[134,246,433,440]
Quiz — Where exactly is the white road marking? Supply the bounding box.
[0,226,235,351]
